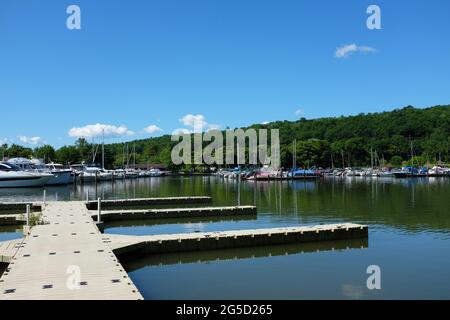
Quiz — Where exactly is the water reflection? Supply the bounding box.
[1,176,449,234]
[122,238,369,270]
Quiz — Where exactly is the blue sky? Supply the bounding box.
[1,0,450,148]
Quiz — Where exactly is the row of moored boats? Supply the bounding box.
[0,158,165,188]
[216,165,450,180]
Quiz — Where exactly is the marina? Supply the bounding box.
[1,0,449,305]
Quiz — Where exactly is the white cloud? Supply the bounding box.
[172,128,192,135]
[261,121,270,125]
[335,43,377,58]
[18,136,43,145]
[143,125,162,134]
[0,138,8,145]
[68,123,134,139]
[295,109,305,116]
[180,114,207,128]
[175,114,220,134]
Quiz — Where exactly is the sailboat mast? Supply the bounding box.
[102,129,105,169]
[370,145,373,169]
[133,143,136,169]
[126,144,129,169]
[122,144,125,168]
[292,139,297,170]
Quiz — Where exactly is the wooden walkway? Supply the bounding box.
[0,201,143,300]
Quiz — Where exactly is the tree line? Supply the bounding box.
[1,105,449,170]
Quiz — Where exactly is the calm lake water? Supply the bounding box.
[1,177,450,299]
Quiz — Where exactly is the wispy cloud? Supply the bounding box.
[335,43,377,58]
[18,136,43,145]
[68,123,134,139]
[0,138,8,145]
[295,108,305,116]
[143,125,162,134]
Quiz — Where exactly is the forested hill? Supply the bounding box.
[2,105,449,169]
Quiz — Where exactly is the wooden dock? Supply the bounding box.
[95,206,257,222]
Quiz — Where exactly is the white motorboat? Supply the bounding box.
[45,163,73,185]
[80,166,113,182]
[0,162,53,188]
[149,168,164,177]
[8,158,73,186]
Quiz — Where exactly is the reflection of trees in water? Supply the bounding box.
[1,176,449,232]
[122,238,369,271]
[0,186,72,202]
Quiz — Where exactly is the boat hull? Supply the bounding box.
[0,174,53,188]
[47,171,73,185]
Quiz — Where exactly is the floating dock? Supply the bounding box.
[0,202,37,214]
[0,214,25,226]
[0,198,368,300]
[0,239,24,264]
[86,196,212,210]
[95,206,257,222]
[109,223,368,256]
[0,201,143,300]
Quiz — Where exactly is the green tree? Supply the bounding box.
[7,144,33,158]
[56,146,81,165]
[34,145,57,162]
[390,155,403,167]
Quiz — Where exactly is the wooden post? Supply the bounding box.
[43,189,46,206]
